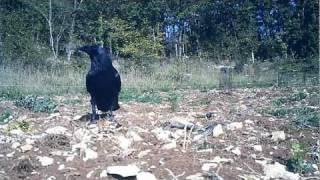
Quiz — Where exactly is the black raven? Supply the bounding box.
[78,45,121,123]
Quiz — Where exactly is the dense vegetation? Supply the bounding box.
[0,0,318,68]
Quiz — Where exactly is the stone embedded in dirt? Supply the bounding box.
[127,131,143,142]
[231,147,241,156]
[257,160,300,180]
[225,145,234,152]
[210,156,233,163]
[117,135,133,151]
[37,156,54,166]
[212,124,224,137]
[136,172,157,180]
[162,141,177,150]
[83,148,98,161]
[138,149,151,158]
[45,126,70,136]
[186,173,204,180]
[106,165,140,178]
[244,119,254,124]
[226,122,243,130]
[11,142,21,149]
[25,138,35,145]
[86,170,95,178]
[73,115,82,121]
[271,131,286,141]
[58,164,65,171]
[151,128,172,142]
[47,176,56,180]
[20,144,33,153]
[6,151,15,157]
[202,163,218,172]
[167,116,196,130]
[253,145,263,152]
[100,170,108,178]
[10,129,24,135]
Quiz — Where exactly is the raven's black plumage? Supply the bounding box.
[78,45,121,123]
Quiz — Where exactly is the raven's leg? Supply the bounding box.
[90,98,99,123]
[107,110,116,122]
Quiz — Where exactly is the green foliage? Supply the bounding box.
[14,95,57,113]
[0,108,12,124]
[273,92,307,106]
[0,88,24,101]
[166,92,183,112]
[286,142,316,174]
[18,121,30,132]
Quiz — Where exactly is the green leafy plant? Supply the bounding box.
[14,95,57,113]
[0,108,13,124]
[286,143,316,174]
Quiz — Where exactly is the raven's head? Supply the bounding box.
[78,44,112,68]
[77,44,104,56]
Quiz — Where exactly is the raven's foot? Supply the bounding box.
[90,114,99,124]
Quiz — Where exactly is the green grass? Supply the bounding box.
[273,92,308,106]
[0,108,12,124]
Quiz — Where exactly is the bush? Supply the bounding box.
[14,95,57,113]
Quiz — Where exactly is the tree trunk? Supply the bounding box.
[48,0,57,59]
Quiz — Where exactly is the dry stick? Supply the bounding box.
[165,168,185,180]
[186,125,194,150]
[183,125,187,150]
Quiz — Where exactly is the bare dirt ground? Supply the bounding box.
[0,87,319,180]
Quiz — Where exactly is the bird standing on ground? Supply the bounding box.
[78,45,121,123]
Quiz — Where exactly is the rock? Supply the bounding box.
[20,144,33,153]
[137,172,157,180]
[226,122,243,130]
[244,119,254,124]
[271,131,285,141]
[117,135,133,151]
[231,147,241,156]
[73,128,91,142]
[168,117,195,130]
[138,150,151,158]
[225,145,234,152]
[73,115,82,121]
[58,164,65,170]
[11,142,21,149]
[45,126,70,136]
[100,170,108,178]
[25,138,35,145]
[10,129,24,135]
[37,156,54,166]
[186,173,204,180]
[202,163,218,172]
[151,128,172,142]
[162,141,176,150]
[127,131,143,142]
[83,148,98,161]
[47,176,56,180]
[6,151,15,157]
[212,124,224,137]
[210,156,233,163]
[253,145,262,152]
[86,170,95,178]
[107,165,140,177]
[263,162,299,180]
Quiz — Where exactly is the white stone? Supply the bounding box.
[212,124,224,137]
[11,142,21,149]
[83,148,98,161]
[244,119,254,124]
[45,126,70,136]
[263,162,299,180]
[202,163,218,172]
[20,144,33,152]
[138,150,151,158]
[253,145,262,152]
[107,165,140,177]
[151,128,172,142]
[226,122,243,130]
[6,151,15,157]
[25,138,35,145]
[231,147,241,156]
[10,129,24,135]
[271,131,285,141]
[100,170,108,178]
[37,156,54,166]
[127,131,143,142]
[210,156,233,163]
[58,164,65,170]
[162,141,176,150]
[73,115,82,121]
[47,176,56,180]
[117,135,133,151]
[137,172,157,180]
[186,173,204,180]
[86,170,95,178]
